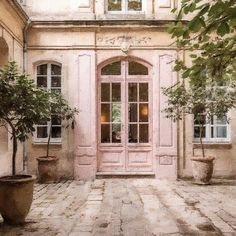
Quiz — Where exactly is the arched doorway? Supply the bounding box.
[98,58,153,173]
[0,37,9,153]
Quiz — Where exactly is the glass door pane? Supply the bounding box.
[101,83,121,143]
[128,82,149,143]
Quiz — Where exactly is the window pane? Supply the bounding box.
[101,61,121,75]
[128,0,142,11]
[52,116,61,125]
[129,124,138,143]
[139,104,148,122]
[37,64,47,75]
[129,103,137,122]
[51,127,61,138]
[37,127,48,138]
[51,64,61,75]
[139,83,148,102]
[101,124,110,143]
[129,83,137,102]
[112,83,121,102]
[140,124,148,143]
[51,76,61,88]
[37,76,47,88]
[194,126,206,138]
[112,124,121,143]
[216,127,227,138]
[101,83,110,102]
[128,61,148,75]
[215,116,227,125]
[108,0,122,11]
[101,104,110,122]
[194,115,206,125]
[112,103,121,123]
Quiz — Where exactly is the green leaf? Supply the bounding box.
[189,17,203,32]
[217,22,230,36]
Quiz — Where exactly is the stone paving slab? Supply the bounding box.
[0,179,236,235]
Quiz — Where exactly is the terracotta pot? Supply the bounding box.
[191,156,215,184]
[0,175,36,225]
[37,156,59,183]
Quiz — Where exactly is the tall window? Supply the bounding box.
[108,0,144,12]
[194,115,230,142]
[35,63,62,143]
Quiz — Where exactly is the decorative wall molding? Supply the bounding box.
[159,53,174,147]
[159,155,174,165]
[157,0,172,8]
[97,35,152,46]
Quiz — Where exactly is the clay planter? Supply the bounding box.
[191,156,215,184]
[0,175,36,225]
[37,156,59,183]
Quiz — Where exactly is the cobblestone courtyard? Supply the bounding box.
[0,178,236,236]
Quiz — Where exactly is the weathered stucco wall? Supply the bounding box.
[27,26,178,180]
[24,0,176,21]
[0,0,26,177]
[1,0,235,180]
[26,24,236,180]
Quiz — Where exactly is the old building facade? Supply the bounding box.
[0,0,236,180]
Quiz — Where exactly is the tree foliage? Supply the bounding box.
[0,62,78,175]
[45,92,79,158]
[163,0,236,156]
[0,62,52,175]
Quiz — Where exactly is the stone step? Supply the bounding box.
[96,172,156,179]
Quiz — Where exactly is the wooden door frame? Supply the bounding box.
[97,56,153,172]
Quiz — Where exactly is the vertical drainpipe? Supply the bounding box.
[23,19,31,173]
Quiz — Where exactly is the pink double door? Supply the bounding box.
[98,59,153,172]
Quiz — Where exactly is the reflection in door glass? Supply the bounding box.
[101,104,110,123]
[112,124,121,143]
[128,83,149,143]
[112,83,121,102]
[139,104,148,122]
[101,83,110,102]
[101,82,121,143]
[129,124,138,143]
[112,104,121,123]
[101,61,121,75]
[129,104,137,122]
[139,83,148,102]
[140,124,149,143]
[101,124,110,143]
[128,61,148,75]
[129,83,137,102]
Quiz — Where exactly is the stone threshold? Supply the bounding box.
[96,172,155,179]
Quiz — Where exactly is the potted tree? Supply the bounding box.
[162,80,236,184]
[164,0,236,184]
[0,61,52,225]
[37,92,78,183]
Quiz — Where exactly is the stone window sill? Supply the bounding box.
[193,143,232,149]
[32,142,62,147]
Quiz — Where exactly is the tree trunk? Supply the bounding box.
[46,123,52,158]
[7,121,17,176]
[199,123,205,158]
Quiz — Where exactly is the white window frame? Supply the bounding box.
[34,62,62,144]
[107,0,147,14]
[193,114,231,143]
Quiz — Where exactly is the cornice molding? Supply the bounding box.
[7,0,29,23]
[31,20,186,29]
